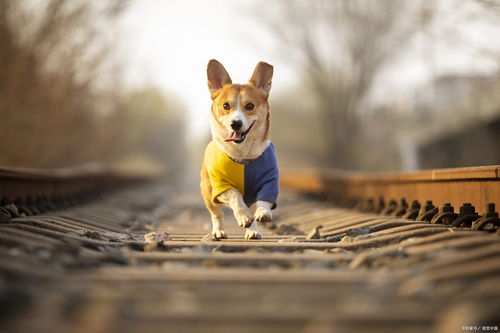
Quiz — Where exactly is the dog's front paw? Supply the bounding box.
[234,208,253,228]
[254,206,272,223]
[212,229,227,239]
[245,228,262,240]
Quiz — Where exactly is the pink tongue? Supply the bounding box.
[225,131,242,142]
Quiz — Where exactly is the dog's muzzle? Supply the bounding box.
[224,121,255,144]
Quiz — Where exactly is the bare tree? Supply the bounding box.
[469,0,500,65]
[261,0,426,169]
[0,0,186,172]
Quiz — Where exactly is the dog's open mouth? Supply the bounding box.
[224,121,255,144]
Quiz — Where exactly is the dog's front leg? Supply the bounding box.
[254,201,273,222]
[217,189,253,228]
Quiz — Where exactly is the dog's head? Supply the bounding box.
[207,59,273,159]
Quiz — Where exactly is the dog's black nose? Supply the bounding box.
[231,120,242,131]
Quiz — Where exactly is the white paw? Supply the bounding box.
[245,228,262,240]
[234,208,253,228]
[212,229,227,239]
[254,207,272,222]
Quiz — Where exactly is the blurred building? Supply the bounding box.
[419,116,500,168]
[414,74,496,112]
[412,72,500,168]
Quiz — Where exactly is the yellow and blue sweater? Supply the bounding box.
[204,141,279,209]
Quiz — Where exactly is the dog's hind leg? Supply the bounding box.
[245,204,262,240]
[208,203,226,239]
[200,163,227,239]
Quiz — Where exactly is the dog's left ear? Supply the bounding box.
[249,61,273,96]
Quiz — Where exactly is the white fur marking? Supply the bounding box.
[209,84,271,159]
[245,220,262,239]
[217,189,253,228]
[254,200,273,222]
[211,214,227,239]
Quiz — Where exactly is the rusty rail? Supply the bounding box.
[281,165,500,218]
[0,163,161,222]
[1,165,500,332]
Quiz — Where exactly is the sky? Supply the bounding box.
[118,0,499,140]
[119,0,296,140]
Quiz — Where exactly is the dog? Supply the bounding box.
[200,59,279,240]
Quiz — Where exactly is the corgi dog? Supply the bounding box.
[200,59,279,240]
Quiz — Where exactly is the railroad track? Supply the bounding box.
[1,165,499,333]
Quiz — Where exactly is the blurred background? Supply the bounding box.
[1,0,499,178]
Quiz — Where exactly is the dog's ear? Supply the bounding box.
[207,59,232,99]
[249,61,273,96]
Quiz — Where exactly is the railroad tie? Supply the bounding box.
[1,166,500,333]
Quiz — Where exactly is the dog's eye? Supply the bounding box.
[245,103,254,111]
[223,103,231,110]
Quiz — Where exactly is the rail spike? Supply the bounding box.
[416,200,438,222]
[451,203,480,228]
[392,198,408,217]
[382,199,398,216]
[431,203,458,225]
[402,200,421,220]
[472,203,500,232]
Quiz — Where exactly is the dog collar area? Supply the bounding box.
[224,142,273,165]
[227,155,257,165]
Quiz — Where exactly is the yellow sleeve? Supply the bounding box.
[204,142,245,204]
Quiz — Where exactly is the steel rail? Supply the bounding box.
[0,163,163,224]
[281,165,500,216]
[1,171,500,332]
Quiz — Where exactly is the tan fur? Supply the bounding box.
[210,83,271,160]
[200,59,274,239]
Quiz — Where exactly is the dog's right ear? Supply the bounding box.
[207,59,232,99]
